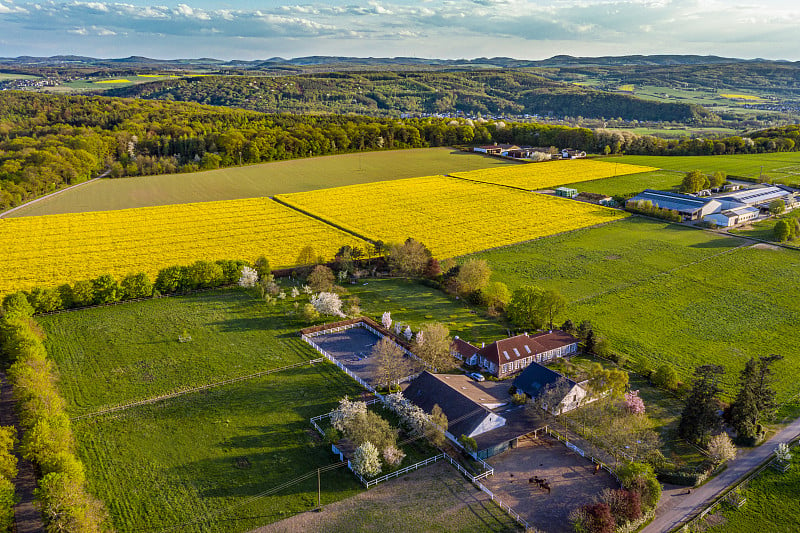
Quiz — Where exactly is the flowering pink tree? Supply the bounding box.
[624,390,645,415]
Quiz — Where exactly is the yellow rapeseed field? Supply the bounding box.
[450,159,657,190]
[277,175,627,258]
[0,198,362,295]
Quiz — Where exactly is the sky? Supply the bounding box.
[0,0,798,61]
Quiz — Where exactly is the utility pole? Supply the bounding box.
[317,468,322,511]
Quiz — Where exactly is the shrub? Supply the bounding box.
[154,265,186,294]
[2,292,34,318]
[91,274,120,305]
[459,434,477,453]
[651,364,679,391]
[617,461,661,511]
[238,266,259,288]
[120,272,153,300]
[26,287,63,314]
[307,265,335,292]
[186,260,223,289]
[253,256,271,279]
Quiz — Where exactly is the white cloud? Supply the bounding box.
[0,0,798,60]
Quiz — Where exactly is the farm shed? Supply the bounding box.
[627,189,722,220]
[716,185,792,208]
[555,187,578,198]
[704,205,760,227]
[512,363,587,415]
[455,330,578,379]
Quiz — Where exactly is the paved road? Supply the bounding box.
[643,417,800,533]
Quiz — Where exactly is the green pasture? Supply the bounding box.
[41,288,316,415]
[615,153,800,182]
[346,278,507,345]
[469,217,800,398]
[563,169,683,196]
[8,148,515,217]
[75,365,364,533]
[704,448,800,533]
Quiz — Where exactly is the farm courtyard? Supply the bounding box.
[481,437,619,533]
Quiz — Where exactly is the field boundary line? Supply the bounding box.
[269,196,375,245]
[70,358,323,421]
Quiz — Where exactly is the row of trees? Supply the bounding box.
[1,258,252,316]
[0,298,108,530]
[0,427,16,531]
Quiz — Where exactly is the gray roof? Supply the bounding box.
[513,363,577,402]
[403,372,499,439]
[628,189,712,214]
[716,186,791,206]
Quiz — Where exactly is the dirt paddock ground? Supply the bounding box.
[482,435,619,533]
[256,461,521,533]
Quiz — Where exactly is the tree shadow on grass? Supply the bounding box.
[688,238,745,249]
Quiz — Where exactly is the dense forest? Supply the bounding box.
[0,91,484,210]
[1,91,798,213]
[105,70,711,122]
[537,62,800,95]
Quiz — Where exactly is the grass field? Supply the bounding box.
[704,448,800,533]
[0,197,363,295]
[277,175,627,258]
[0,72,40,80]
[615,153,800,183]
[40,288,326,415]
[468,217,800,398]
[75,366,365,533]
[6,148,516,217]
[449,159,657,190]
[562,169,684,196]
[345,278,508,344]
[260,461,521,533]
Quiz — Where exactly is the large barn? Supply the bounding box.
[451,330,579,379]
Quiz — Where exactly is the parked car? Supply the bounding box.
[469,372,485,382]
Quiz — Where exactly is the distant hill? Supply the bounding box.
[0,53,776,72]
[105,70,712,122]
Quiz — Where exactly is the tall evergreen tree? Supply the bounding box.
[679,365,725,444]
[730,358,759,440]
[730,355,782,442]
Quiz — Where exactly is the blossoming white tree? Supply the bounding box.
[708,433,737,464]
[311,292,345,317]
[331,397,367,432]
[351,441,382,477]
[381,311,392,329]
[237,266,259,288]
[415,331,424,345]
[403,326,413,341]
[290,287,300,298]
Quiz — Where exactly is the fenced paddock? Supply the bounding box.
[301,318,426,388]
[482,435,618,533]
